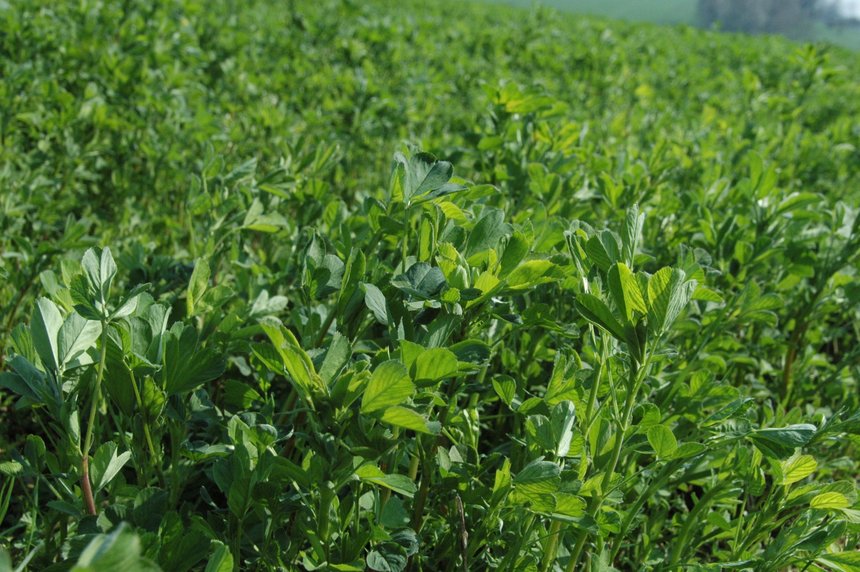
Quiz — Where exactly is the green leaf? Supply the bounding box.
[0,461,22,476]
[670,442,707,460]
[319,332,352,385]
[260,319,324,402]
[505,259,559,290]
[58,312,101,369]
[393,151,456,204]
[99,248,118,296]
[186,258,210,316]
[31,297,63,371]
[778,454,817,486]
[647,267,695,335]
[161,324,226,396]
[608,263,647,322]
[110,289,145,320]
[810,492,850,509]
[414,160,453,198]
[355,464,417,497]
[366,549,408,572]
[381,406,440,434]
[465,208,510,258]
[692,285,723,303]
[362,283,389,324]
[223,380,263,410]
[549,493,586,518]
[493,376,516,407]
[399,340,424,372]
[81,247,117,303]
[748,424,816,459]
[584,231,620,272]
[379,497,411,529]
[242,198,288,232]
[816,551,860,572]
[204,542,233,572]
[0,356,52,405]
[71,523,158,572]
[621,205,644,267]
[514,459,561,496]
[499,231,530,278]
[550,401,576,458]
[338,248,367,314]
[90,442,132,492]
[413,348,458,383]
[361,360,415,414]
[575,293,627,343]
[103,338,137,416]
[647,425,678,459]
[449,339,490,364]
[391,263,447,299]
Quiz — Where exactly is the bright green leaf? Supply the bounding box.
[647,425,678,459]
[361,360,415,414]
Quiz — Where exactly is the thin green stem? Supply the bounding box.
[400,208,410,269]
[609,460,680,562]
[540,520,564,572]
[667,480,732,567]
[567,357,648,572]
[501,513,537,570]
[80,322,110,515]
[128,370,165,487]
[314,306,338,348]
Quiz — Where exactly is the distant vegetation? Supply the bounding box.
[490,0,860,49]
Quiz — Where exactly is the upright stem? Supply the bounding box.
[411,379,458,533]
[567,359,646,572]
[540,520,564,572]
[314,307,338,348]
[501,513,537,570]
[400,208,410,269]
[609,460,680,562]
[80,322,109,515]
[129,370,165,486]
[600,366,639,493]
[667,481,731,566]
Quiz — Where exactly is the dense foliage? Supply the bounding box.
[1,0,859,570]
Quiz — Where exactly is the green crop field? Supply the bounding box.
[0,0,858,570]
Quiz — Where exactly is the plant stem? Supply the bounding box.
[401,212,410,269]
[540,520,563,572]
[314,306,338,348]
[128,371,165,486]
[380,427,400,511]
[609,460,680,562]
[567,359,646,571]
[412,379,458,532]
[501,513,536,570]
[667,481,731,567]
[80,322,109,515]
